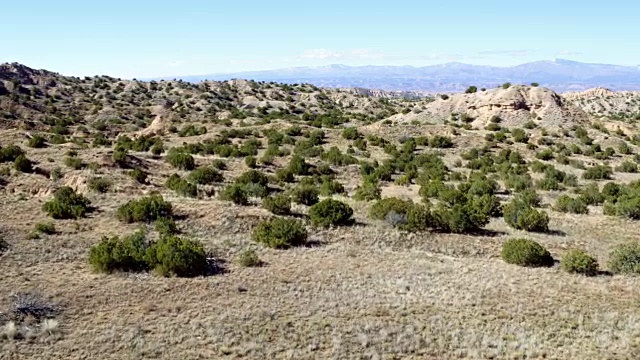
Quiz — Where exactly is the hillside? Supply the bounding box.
[2,63,640,359]
[391,85,589,129]
[0,62,405,132]
[564,87,640,120]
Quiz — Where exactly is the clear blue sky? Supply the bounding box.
[1,1,638,78]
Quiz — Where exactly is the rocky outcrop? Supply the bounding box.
[562,88,640,118]
[563,87,616,100]
[392,85,589,128]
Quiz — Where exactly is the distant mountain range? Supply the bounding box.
[157,59,640,93]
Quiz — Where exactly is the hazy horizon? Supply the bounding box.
[3,0,640,78]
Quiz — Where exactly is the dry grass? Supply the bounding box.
[3,70,640,358]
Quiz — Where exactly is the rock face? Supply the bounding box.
[563,88,640,118]
[563,87,616,99]
[393,85,589,128]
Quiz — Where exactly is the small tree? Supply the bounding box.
[290,185,320,206]
[503,199,549,232]
[166,151,196,170]
[145,236,208,277]
[501,238,554,267]
[43,186,91,219]
[14,155,33,173]
[561,249,598,276]
[89,230,150,273]
[263,194,291,215]
[608,242,640,275]
[117,194,173,223]
[252,217,307,249]
[219,184,249,205]
[309,199,354,227]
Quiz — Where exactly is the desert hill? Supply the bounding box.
[391,85,590,129]
[0,62,405,133]
[564,87,640,120]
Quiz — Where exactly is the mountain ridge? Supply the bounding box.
[154,59,640,93]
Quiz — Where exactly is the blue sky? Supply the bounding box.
[1,1,638,78]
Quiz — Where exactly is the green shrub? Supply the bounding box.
[429,135,453,148]
[428,196,493,234]
[245,156,257,168]
[188,167,223,185]
[113,148,128,166]
[166,151,196,170]
[369,198,413,220]
[536,148,554,160]
[88,177,112,193]
[583,165,613,180]
[616,161,638,173]
[117,194,173,223]
[0,145,24,162]
[503,199,549,232]
[608,193,640,220]
[287,155,309,175]
[561,249,598,276]
[501,238,554,267]
[144,235,208,277]
[608,242,640,275]
[13,154,33,173]
[252,217,307,249]
[554,195,589,214]
[353,181,382,201]
[154,217,179,236]
[64,156,85,170]
[28,135,47,148]
[237,248,262,267]
[166,174,198,198]
[519,189,542,207]
[578,183,605,205]
[219,184,249,205]
[34,221,56,235]
[309,199,354,227]
[263,194,291,215]
[512,128,529,143]
[320,178,345,196]
[236,169,269,187]
[89,230,150,273]
[150,142,164,156]
[211,159,227,170]
[128,169,148,184]
[342,127,361,140]
[321,146,357,166]
[43,186,91,219]
[291,185,320,206]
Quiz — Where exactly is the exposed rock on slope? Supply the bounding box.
[563,87,640,119]
[392,85,589,128]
